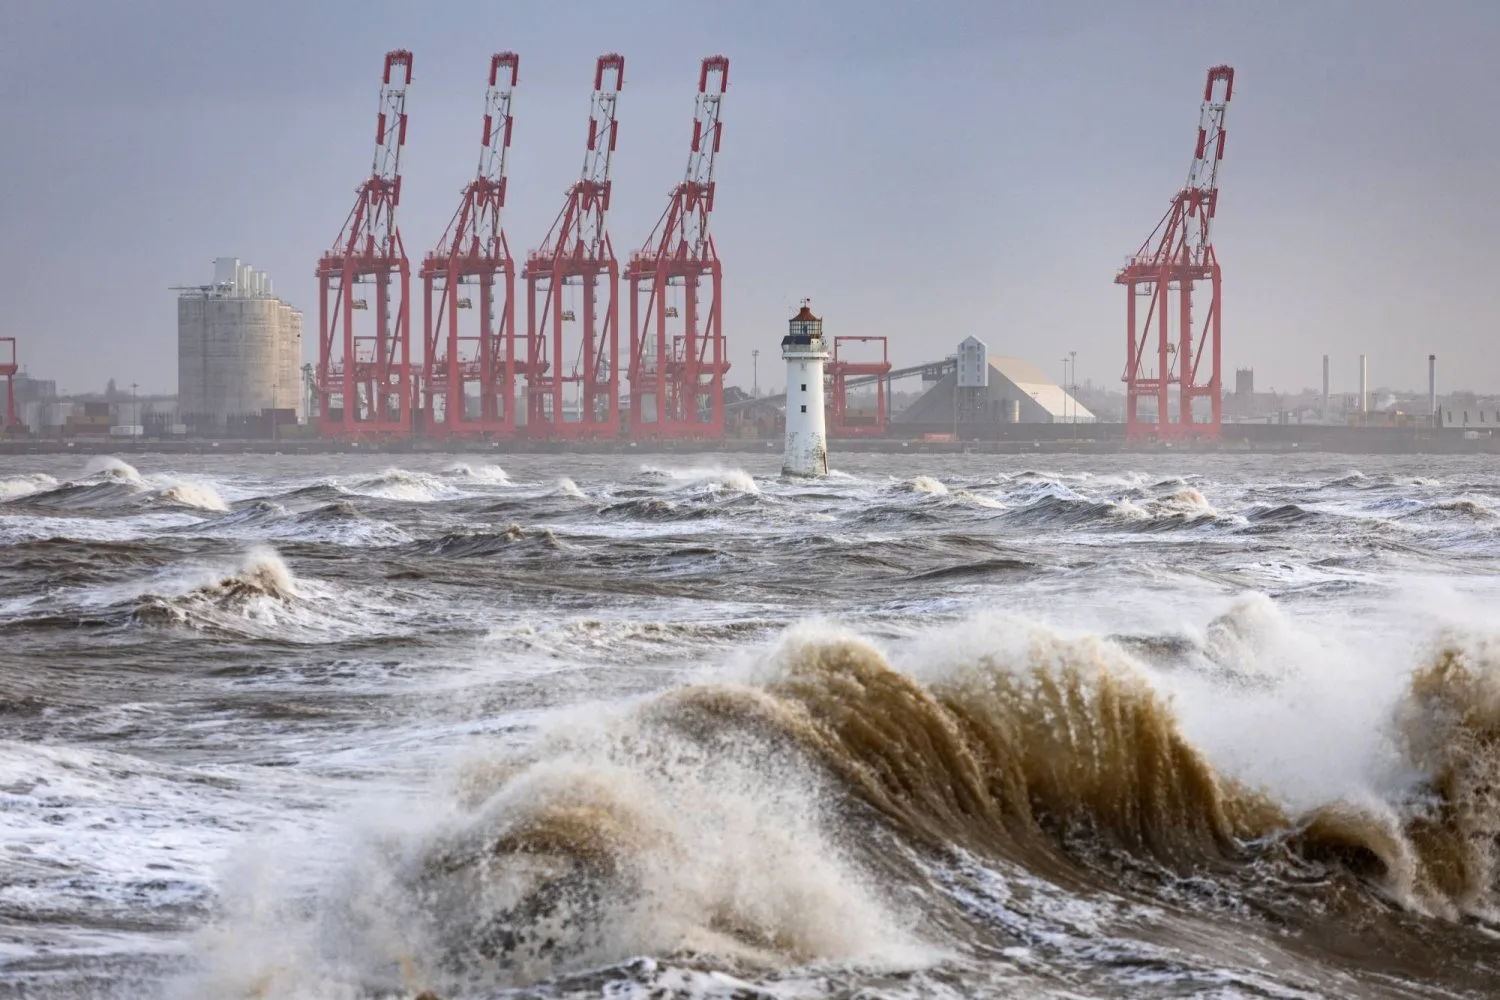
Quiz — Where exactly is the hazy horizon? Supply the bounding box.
[2,0,1496,399]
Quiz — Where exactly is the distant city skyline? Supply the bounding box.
[2,1,1496,398]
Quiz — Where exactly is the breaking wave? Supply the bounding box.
[348,468,459,503]
[194,613,1500,996]
[83,456,144,484]
[902,475,949,495]
[0,472,58,499]
[444,462,512,485]
[642,465,759,494]
[156,480,228,512]
[133,547,303,630]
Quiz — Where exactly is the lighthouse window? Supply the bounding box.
[801,384,807,392]
[800,405,807,413]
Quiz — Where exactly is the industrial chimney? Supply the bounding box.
[1359,355,1368,416]
[1322,355,1330,421]
[1428,354,1437,420]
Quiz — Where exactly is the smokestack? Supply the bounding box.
[1322,355,1330,419]
[1359,355,1368,416]
[1428,354,1437,418]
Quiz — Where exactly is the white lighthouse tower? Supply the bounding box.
[781,301,830,477]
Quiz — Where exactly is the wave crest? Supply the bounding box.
[134,547,300,626]
[1391,637,1500,911]
[157,480,228,512]
[444,462,511,484]
[83,456,143,484]
[641,465,759,494]
[0,473,58,499]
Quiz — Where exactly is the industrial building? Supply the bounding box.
[897,337,1095,428]
[177,258,302,433]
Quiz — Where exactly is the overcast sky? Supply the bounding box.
[2,0,1497,397]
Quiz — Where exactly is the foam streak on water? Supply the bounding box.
[3,452,1500,998]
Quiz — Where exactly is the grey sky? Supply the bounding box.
[2,0,1496,398]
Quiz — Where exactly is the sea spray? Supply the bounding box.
[157,480,229,512]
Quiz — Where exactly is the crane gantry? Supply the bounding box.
[522,54,625,440]
[625,55,730,441]
[420,52,521,439]
[1117,65,1234,441]
[316,49,414,440]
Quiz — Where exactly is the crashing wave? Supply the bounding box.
[641,465,759,494]
[83,456,144,484]
[0,473,59,499]
[191,614,1500,996]
[156,480,228,512]
[349,468,458,502]
[133,547,300,627]
[445,462,512,485]
[901,476,949,496]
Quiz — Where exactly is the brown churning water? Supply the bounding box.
[5,453,1500,999]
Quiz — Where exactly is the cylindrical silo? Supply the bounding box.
[179,260,305,433]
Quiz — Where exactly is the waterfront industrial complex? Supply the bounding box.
[0,53,1495,453]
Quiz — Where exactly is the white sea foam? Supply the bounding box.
[0,511,201,546]
[0,472,58,498]
[157,479,228,512]
[445,461,512,484]
[905,475,948,495]
[346,467,459,502]
[83,456,144,484]
[643,464,759,493]
[186,688,928,997]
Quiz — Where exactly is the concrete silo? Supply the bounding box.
[177,258,303,433]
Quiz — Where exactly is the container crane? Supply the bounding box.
[1116,65,1234,441]
[316,50,414,440]
[420,52,520,439]
[522,54,624,440]
[625,55,729,441]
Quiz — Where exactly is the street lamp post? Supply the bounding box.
[752,350,760,398]
[1060,358,1068,428]
[1070,350,1077,437]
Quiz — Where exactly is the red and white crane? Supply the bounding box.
[625,55,729,441]
[316,50,415,440]
[1117,65,1234,441]
[522,54,624,440]
[420,52,520,439]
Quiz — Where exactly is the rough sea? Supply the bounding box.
[2,452,1499,999]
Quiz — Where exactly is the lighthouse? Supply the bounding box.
[781,301,830,477]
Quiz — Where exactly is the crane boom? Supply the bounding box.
[316,48,416,442]
[333,49,412,258]
[624,55,732,442]
[420,52,522,440]
[1116,65,1235,443]
[522,54,625,440]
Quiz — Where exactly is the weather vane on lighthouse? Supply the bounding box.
[781,299,829,477]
